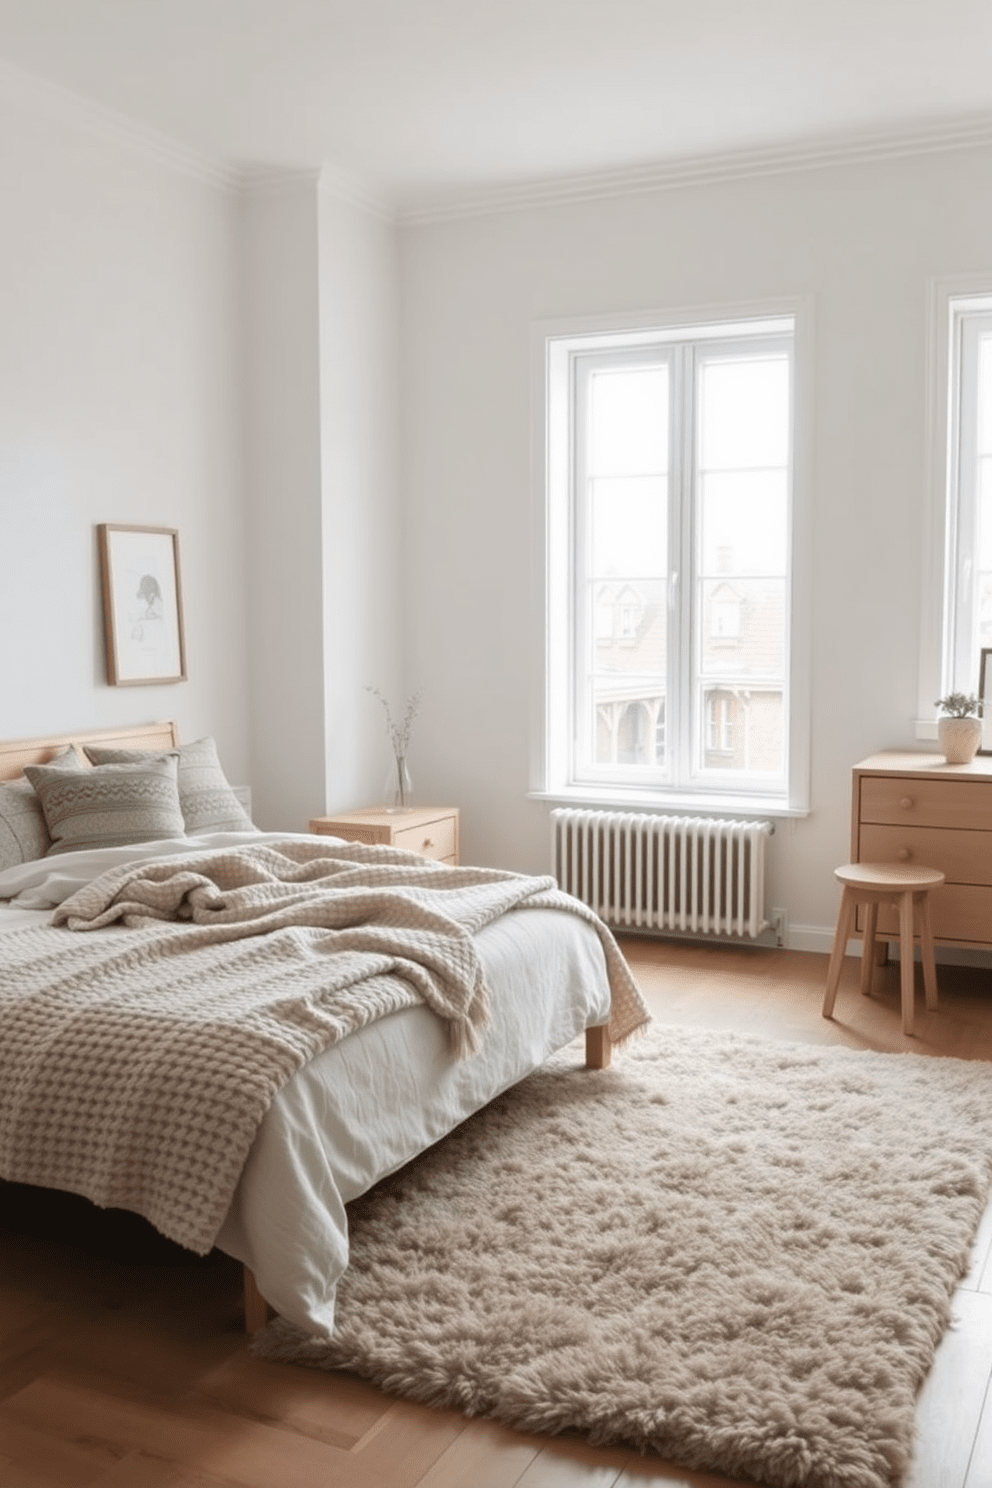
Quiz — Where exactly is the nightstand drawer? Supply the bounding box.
[858,823,992,886]
[392,814,457,862]
[309,806,459,864]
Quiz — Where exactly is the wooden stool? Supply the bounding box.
[821,862,945,1037]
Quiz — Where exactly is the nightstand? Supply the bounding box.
[309,805,459,865]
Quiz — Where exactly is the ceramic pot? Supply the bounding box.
[937,715,982,765]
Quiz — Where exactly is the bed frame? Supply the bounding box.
[2,718,613,1332]
[0,720,179,780]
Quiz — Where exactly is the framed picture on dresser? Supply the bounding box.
[98,524,187,686]
[979,647,992,754]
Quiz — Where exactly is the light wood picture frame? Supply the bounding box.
[98,524,187,686]
[979,648,992,755]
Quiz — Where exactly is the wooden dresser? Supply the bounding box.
[308,805,459,865]
[852,752,992,947]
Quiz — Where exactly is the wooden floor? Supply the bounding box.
[3,938,992,1487]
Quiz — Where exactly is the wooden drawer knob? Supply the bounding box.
[423,838,434,849]
[899,797,913,809]
[897,847,911,861]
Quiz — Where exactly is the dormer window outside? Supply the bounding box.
[710,585,743,641]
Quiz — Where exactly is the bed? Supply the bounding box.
[0,721,649,1338]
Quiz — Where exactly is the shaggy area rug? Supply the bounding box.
[254,1026,992,1488]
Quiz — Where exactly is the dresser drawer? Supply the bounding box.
[858,823,992,887]
[392,814,458,862]
[859,776,992,832]
[875,884,992,946]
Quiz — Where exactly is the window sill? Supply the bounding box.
[529,787,809,819]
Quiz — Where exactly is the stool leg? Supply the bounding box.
[823,887,858,1020]
[918,890,939,1012]
[898,889,916,1037]
[860,901,878,997]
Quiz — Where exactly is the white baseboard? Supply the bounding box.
[786,923,835,954]
[785,923,992,970]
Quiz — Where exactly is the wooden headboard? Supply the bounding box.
[0,721,179,781]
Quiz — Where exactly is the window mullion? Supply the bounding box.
[571,356,592,781]
[952,315,982,692]
[950,317,974,692]
[671,345,695,788]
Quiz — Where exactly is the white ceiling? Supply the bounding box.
[0,0,990,212]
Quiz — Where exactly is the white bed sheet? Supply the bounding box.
[0,834,612,1336]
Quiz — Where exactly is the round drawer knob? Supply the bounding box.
[899,797,913,809]
[423,838,434,849]
[897,847,911,861]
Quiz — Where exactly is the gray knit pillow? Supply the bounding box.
[84,736,254,834]
[25,756,185,855]
[0,745,85,870]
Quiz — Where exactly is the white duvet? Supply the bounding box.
[0,833,613,1336]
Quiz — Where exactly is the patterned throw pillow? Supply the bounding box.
[83,736,254,834]
[25,756,186,855]
[0,745,85,870]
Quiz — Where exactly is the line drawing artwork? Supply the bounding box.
[98,525,187,686]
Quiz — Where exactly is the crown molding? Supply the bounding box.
[317,161,394,222]
[4,49,991,228]
[238,162,393,219]
[0,54,238,192]
[0,58,395,218]
[237,165,324,198]
[399,111,992,226]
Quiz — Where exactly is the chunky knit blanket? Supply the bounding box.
[0,839,649,1253]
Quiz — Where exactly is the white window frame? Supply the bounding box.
[918,281,992,734]
[530,300,813,817]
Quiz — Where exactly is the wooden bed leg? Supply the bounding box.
[243,1266,273,1333]
[585,1025,612,1069]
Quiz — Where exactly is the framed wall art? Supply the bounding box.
[98,524,187,686]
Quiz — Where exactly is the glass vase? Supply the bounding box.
[384,753,413,813]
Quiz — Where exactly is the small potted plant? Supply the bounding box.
[934,692,983,764]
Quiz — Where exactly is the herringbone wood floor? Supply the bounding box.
[3,937,992,1487]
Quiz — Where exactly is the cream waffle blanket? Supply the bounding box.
[0,839,648,1252]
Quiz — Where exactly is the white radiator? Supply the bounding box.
[551,808,773,939]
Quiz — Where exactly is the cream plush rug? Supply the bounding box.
[254,1026,992,1488]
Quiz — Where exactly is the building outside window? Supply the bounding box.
[706,693,734,754]
[542,311,802,807]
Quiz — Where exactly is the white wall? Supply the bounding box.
[241,175,326,829]
[241,171,401,830]
[398,143,992,944]
[316,180,402,818]
[0,79,250,781]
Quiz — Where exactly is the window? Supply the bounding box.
[706,693,734,754]
[932,293,992,706]
[541,311,804,809]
